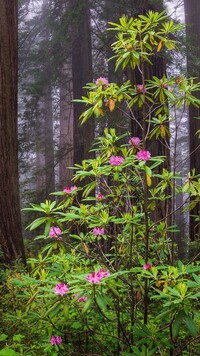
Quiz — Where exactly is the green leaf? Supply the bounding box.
[50,191,66,196]
[145,165,152,177]
[44,220,51,236]
[63,302,69,321]
[108,285,120,298]
[71,322,82,330]
[27,217,47,231]
[114,172,119,181]
[124,347,141,356]
[12,334,24,342]
[22,204,46,213]
[189,292,200,299]
[192,273,200,284]
[0,349,20,356]
[82,297,93,313]
[82,181,96,197]
[165,286,181,298]
[185,316,197,337]
[80,107,94,123]
[0,334,8,342]
[172,310,185,339]
[62,213,80,220]
[154,309,172,321]
[45,302,63,318]
[95,293,107,311]
[187,280,199,288]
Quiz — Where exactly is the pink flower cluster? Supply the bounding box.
[96,193,105,201]
[87,268,110,284]
[49,226,62,238]
[129,136,141,147]
[95,77,109,88]
[74,293,88,303]
[63,185,77,194]
[93,227,105,236]
[50,335,62,345]
[136,150,151,162]
[143,263,152,270]
[109,155,124,166]
[136,84,147,94]
[54,283,69,296]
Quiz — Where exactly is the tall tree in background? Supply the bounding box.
[59,63,74,187]
[0,0,26,263]
[40,0,55,197]
[184,0,200,241]
[19,0,56,202]
[71,0,94,165]
[56,1,74,188]
[18,0,94,196]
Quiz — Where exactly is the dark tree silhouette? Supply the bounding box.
[184,0,200,241]
[0,0,26,264]
[70,0,94,165]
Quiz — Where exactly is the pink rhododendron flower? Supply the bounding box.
[129,137,141,147]
[78,295,88,302]
[143,263,152,270]
[86,271,103,284]
[63,185,77,194]
[136,150,151,162]
[49,226,62,238]
[93,227,105,236]
[74,293,88,303]
[54,283,69,296]
[96,193,105,201]
[50,335,62,345]
[136,84,147,94]
[87,268,110,284]
[95,77,109,87]
[109,155,124,166]
[98,268,110,278]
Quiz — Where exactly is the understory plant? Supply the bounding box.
[1,10,200,356]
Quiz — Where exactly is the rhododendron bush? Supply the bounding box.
[1,11,200,356]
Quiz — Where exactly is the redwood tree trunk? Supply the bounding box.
[44,85,55,196]
[35,0,55,200]
[71,0,94,165]
[0,0,26,264]
[59,69,74,188]
[184,0,200,241]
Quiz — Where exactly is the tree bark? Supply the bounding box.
[35,0,55,200]
[71,0,94,165]
[184,0,200,241]
[0,0,26,264]
[43,85,55,196]
[59,63,74,188]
